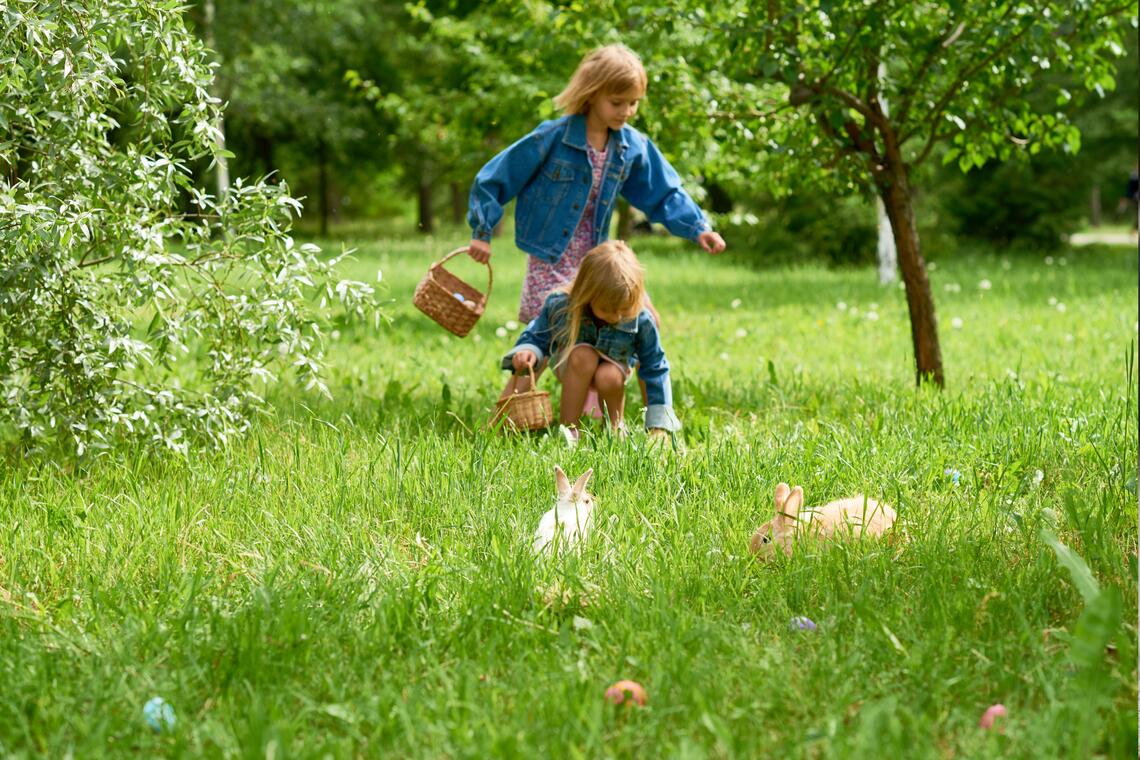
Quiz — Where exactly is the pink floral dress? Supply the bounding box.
[518,143,608,322]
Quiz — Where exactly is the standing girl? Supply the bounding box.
[503,241,678,443]
[467,44,725,407]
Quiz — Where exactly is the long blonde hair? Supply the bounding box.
[554,44,648,115]
[553,241,645,366]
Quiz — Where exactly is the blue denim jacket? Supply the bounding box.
[469,114,710,263]
[501,292,681,431]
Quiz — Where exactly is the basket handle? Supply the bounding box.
[434,246,493,301]
[512,361,538,389]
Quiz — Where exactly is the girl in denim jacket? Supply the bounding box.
[468,43,724,413]
[503,241,678,445]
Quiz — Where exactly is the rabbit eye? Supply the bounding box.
[761,535,770,544]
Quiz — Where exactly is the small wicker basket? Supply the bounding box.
[490,365,553,432]
[413,247,492,337]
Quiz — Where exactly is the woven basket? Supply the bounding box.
[413,247,492,337]
[490,365,553,432]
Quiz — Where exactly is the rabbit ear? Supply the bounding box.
[774,483,791,514]
[783,486,804,519]
[555,466,571,500]
[571,468,594,499]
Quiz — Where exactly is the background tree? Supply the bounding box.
[643,0,1136,386]
[189,0,402,235]
[0,0,377,455]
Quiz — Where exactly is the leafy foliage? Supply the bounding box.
[0,1,378,455]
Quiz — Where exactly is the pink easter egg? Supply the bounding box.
[978,703,1007,730]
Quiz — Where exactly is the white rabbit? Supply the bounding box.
[533,466,595,555]
[750,482,897,561]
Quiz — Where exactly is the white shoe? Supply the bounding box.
[559,425,580,449]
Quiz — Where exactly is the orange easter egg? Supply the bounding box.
[605,680,648,707]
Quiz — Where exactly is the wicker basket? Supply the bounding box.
[490,365,553,432]
[413,247,492,337]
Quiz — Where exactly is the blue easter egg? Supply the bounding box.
[143,696,176,731]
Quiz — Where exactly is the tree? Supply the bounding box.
[188,0,401,235]
[648,0,1136,386]
[0,1,377,455]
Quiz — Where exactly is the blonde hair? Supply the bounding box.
[553,241,646,366]
[554,44,648,115]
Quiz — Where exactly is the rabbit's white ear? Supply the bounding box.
[774,482,791,514]
[783,486,804,519]
[555,466,571,499]
[571,468,594,499]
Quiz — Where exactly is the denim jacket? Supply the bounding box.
[501,292,681,431]
[469,114,710,263]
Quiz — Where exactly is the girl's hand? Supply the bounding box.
[697,230,726,255]
[468,239,491,263]
[512,351,536,372]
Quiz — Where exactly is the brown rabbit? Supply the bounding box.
[750,482,898,561]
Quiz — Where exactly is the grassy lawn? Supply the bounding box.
[2,234,1137,757]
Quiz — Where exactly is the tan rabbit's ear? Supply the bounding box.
[774,483,791,514]
[571,468,594,499]
[783,486,804,519]
[555,466,571,500]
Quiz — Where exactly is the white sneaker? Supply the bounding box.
[559,425,580,449]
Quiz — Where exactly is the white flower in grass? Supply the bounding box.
[719,352,730,361]
[1032,469,1044,487]
[735,328,747,338]
[978,279,992,290]
[837,301,848,311]
[1044,256,1054,265]
[1055,302,1066,313]
[473,334,482,342]
[944,468,961,486]
[1001,259,1012,271]
[731,298,742,309]
[1058,257,1068,266]
[944,282,961,293]
[1064,334,1074,342]
[495,327,508,338]
[505,320,518,330]
[376,269,384,282]
[928,261,938,271]
[1047,296,1058,306]
[330,330,340,341]
[865,311,879,321]
[951,317,964,329]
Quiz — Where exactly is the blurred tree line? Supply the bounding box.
[187,1,1137,256]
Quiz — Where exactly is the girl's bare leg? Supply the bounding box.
[593,363,627,430]
[559,346,599,426]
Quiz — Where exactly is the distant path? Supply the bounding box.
[1069,230,1138,247]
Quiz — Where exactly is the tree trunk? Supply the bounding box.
[617,198,634,239]
[203,0,229,198]
[317,139,329,237]
[256,132,275,179]
[875,61,897,285]
[1090,183,1102,227]
[876,140,944,387]
[450,182,465,225]
[876,197,897,285]
[418,176,434,234]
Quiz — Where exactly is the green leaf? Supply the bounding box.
[1070,586,1121,670]
[1040,528,1100,605]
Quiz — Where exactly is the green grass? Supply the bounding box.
[2,235,1137,758]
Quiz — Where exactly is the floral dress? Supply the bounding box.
[517,143,608,322]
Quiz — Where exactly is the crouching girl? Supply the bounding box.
[501,241,679,444]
